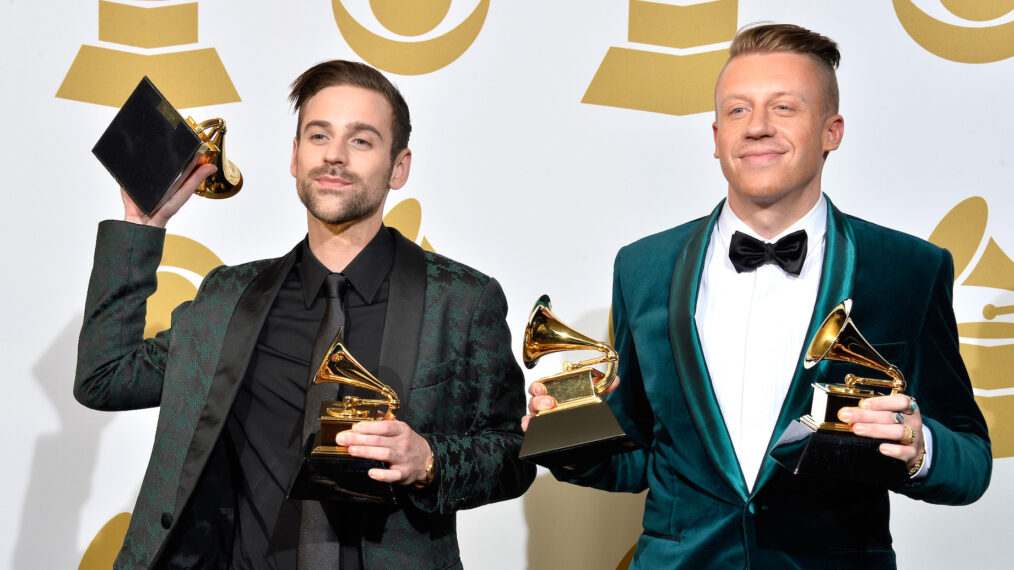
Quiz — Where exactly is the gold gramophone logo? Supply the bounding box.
[80,512,130,569]
[57,0,239,108]
[929,197,1014,458]
[144,234,224,338]
[384,198,436,252]
[893,0,1014,63]
[583,0,737,115]
[331,0,490,75]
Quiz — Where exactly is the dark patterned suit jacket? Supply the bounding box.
[75,220,535,568]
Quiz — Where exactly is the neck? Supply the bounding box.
[727,189,821,239]
[306,213,383,272]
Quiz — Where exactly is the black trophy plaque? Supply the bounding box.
[770,420,909,484]
[92,76,203,215]
[287,442,397,504]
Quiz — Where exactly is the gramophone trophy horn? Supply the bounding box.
[92,76,242,216]
[187,117,243,199]
[770,299,911,483]
[287,335,400,503]
[520,295,634,469]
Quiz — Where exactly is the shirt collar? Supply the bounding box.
[299,225,395,308]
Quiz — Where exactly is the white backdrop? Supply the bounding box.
[1,1,1011,568]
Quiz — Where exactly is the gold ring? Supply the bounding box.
[904,396,918,415]
[901,424,916,446]
[893,412,905,424]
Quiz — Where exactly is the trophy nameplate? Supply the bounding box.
[520,295,636,469]
[92,76,242,215]
[287,336,399,503]
[770,299,910,484]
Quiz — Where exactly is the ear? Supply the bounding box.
[289,137,299,178]
[388,148,412,190]
[712,120,720,159]
[823,114,844,152]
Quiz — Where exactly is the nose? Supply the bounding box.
[744,109,774,139]
[323,139,347,165]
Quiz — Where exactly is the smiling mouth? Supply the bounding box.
[315,176,351,188]
[740,151,784,163]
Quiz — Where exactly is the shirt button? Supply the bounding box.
[161,512,173,529]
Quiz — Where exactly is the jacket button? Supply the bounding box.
[161,512,173,529]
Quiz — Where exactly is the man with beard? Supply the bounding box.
[75,60,534,569]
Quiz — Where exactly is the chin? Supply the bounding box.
[733,185,788,205]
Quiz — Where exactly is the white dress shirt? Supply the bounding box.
[695,197,827,490]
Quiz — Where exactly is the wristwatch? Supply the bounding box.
[414,454,436,488]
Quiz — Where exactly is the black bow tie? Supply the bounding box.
[728,229,808,276]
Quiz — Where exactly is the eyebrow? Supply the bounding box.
[720,90,809,105]
[302,119,385,140]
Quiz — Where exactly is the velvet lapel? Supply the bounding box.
[377,228,426,417]
[752,197,857,493]
[668,201,750,502]
[174,247,297,508]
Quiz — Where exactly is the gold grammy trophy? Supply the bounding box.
[287,335,400,503]
[520,295,633,468]
[93,76,242,215]
[770,299,911,482]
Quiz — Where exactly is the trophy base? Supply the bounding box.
[92,77,205,216]
[520,400,636,469]
[287,451,396,504]
[769,419,909,484]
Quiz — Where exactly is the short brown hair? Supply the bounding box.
[289,60,411,161]
[727,23,841,115]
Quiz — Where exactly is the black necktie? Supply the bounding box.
[728,229,808,276]
[307,274,348,386]
[299,274,357,569]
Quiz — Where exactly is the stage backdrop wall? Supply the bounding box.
[1,1,1011,568]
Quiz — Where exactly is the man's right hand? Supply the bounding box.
[522,373,620,432]
[122,155,217,227]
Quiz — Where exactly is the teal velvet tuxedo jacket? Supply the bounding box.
[558,198,991,568]
[75,221,534,569]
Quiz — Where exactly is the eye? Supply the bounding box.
[308,132,329,143]
[351,137,373,148]
[729,107,747,116]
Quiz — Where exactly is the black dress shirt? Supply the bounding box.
[226,226,394,568]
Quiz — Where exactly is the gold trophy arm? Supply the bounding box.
[325,396,399,420]
[191,117,225,136]
[844,366,906,395]
[563,351,618,394]
[319,368,400,403]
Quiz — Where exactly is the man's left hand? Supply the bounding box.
[839,394,924,470]
[338,420,433,485]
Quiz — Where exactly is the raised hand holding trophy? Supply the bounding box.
[92,76,242,215]
[520,295,634,468]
